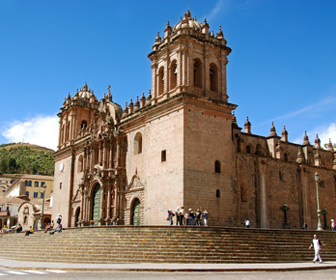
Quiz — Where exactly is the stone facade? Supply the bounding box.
[52,10,336,230]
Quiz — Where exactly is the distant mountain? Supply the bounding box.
[0,143,54,175]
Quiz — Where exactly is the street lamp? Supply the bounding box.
[314,172,323,231]
[40,185,47,230]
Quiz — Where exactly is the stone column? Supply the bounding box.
[103,141,107,168]
[116,138,120,168]
[99,187,105,225]
[106,187,111,222]
[114,181,119,218]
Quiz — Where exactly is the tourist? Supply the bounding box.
[309,234,323,263]
[195,209,202,226]
[15,224,22,233]
[25,226,34,236]
[331,219,335,231]
[184,211,189,225]
[188,208,195,226]
[44,221,54,233]
[167,209,175,226]
[180,207,184,225]
[57,214,62,225]
[50,223,62,234]
[175,207,180,225]
[203,209,208,226]
[1,225,9,235]
[245,218,250,228]
[303,221,308,230]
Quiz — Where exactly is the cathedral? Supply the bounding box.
[52,10,336,229]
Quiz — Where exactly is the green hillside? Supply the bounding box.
[0,143,54,175]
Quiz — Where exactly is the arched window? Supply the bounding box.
[170,60,177,90]
[216,189,220,198]
[78,155,83,172]
[215,160,221,173]
[65,121,70,142]
[284,153,288,162]
[134,132,143,155]
[81,120,87,129]
[158,66,164,95]
[29,180,32,186]
[210,63,218,92]
[193,59,202,88]
[25,180,28,186]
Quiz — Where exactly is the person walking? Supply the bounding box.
[331,219,335,231]
[203,209,208,226]
[245,218,250,228]
[167,209,175,226]
[195,209,202,226]
[309,234,323,263]
[175,207,180,226]
[188,208,195,226]
[57,214,62,225]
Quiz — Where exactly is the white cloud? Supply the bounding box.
[1,115,59,151]
[318,123,336,147]
[293,123,336,146]
[204,0,230,22]
[257,96,336,128]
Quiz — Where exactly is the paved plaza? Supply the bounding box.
[1,268,336,280]
[1,258,336,279]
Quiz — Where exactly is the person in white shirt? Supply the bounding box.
[309,234,323,263]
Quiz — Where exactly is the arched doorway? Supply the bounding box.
[91,184,101,225]
[131,198,141,225]
[75,207,80,227]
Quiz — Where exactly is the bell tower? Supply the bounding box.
[148,10,232,103]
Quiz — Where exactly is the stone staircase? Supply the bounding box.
[1,226,335,263]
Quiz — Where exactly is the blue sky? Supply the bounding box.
[1,0,336,150]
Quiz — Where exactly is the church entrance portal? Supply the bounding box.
[131,199,141,225]
[91,184,101,225]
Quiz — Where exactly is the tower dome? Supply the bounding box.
[173,10,202,32]
[77,82,96,101]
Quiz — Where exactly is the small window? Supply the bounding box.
[24,216,28,225]
[246,146,251,154]
[216,189,220,198]
[35,181,39,187]
[41,182,45,187]
[78,155,84,172]
[284,153,288,162]
[41,192,44,199]
[25,180,28,186]
[215,160,221,173]
[33,192,38,198]
[26,191,29,197]
[134,132,143,155]
[60,182,62,190]
[161,150,166,162]
[29,181,32,186]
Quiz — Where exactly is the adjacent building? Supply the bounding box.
[52,10,336,229]
[4,174,53,200]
